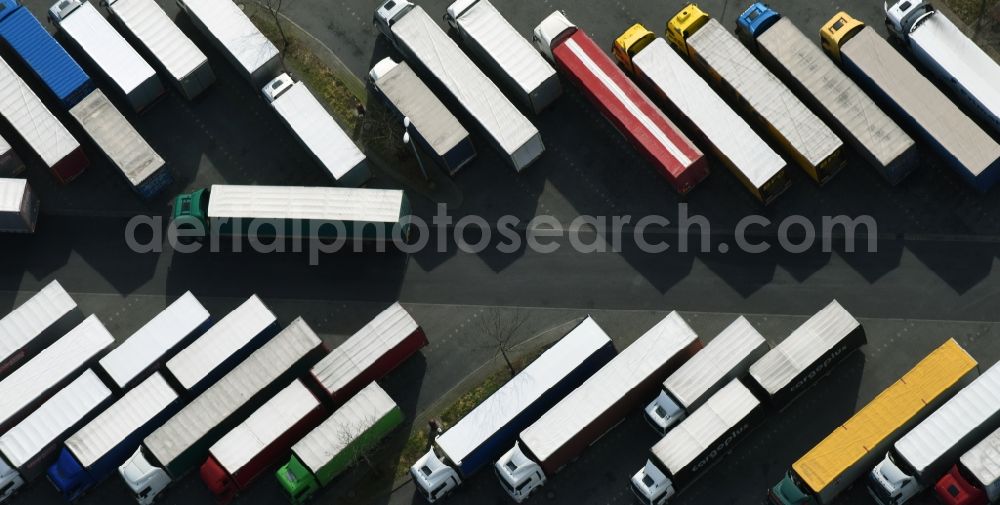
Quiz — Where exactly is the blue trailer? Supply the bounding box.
[47,373,182,501]
[409,316,616,503]
[0,0,93,109]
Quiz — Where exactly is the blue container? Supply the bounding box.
[0,0,93,108]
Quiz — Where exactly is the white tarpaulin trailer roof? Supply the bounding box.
[689,19,842,169]
[633,38,783,189]
[0,178,25,214]
[750,300,860,396]
[106,0,208,83]
[0,370,110,467]
[437,316,611,464]
[521,312,697,461]
[311,302,418,395]
[0,315,112,427]
[66,373,177,468]
[652,379,760,474]
[207,185,405,224]
[450,0,557,98]
[293,383,396,472]
[663,316,767,410]
[0,280,76,365]
[178,0,278,77]
[165,295,275,391]
[69,91,164,187]
[757,18,914,173]
[146,317,320,466]
[0,55,79,168]
[908,11,1000,133]
[210,380,319,473]
[100,291,209,389]
[894,361,1000,475]
[271,82,365,181]
[961,425,1000,498]
[373,60,469,159]
[56,2,156,95]
[392,6,539,160]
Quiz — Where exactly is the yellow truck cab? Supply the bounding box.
[820,12,866,62]
[612,23,655,74]
[666,3,710,55]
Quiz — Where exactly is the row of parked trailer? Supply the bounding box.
[370,0,1000,202]
[403,297,1000,505]
[0,281,429,504]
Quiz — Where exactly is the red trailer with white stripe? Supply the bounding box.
[532,11,707,194]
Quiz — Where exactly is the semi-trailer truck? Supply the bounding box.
[200,380,325,503]
[533,11,708,195]
[0,179,38,235]
[613,24,788,203]
[176,0,279,88]
[48,0,164,112]
[768,338,978,505]
[666,4,845,185]
[262,73,370,186]
[935,425,1000,505]
[275,383,403,504]
[494,312,702,502]
[48,373,181,501]
[171,185,411,245]
[749,300,866,409]
[118,318,324,504]
[310,302,427,405]
[444,0,561,114]
[106,0,215,101]
[631,379,765,505]
[886,0,1000,135]
[0,280,79,377]
[98,291,211,390]
[164,294,277,395]
[369,58,476,176]
[0,315,112,431]
[644,316,769,435]
[868,360,1000,504]
[736,3,919,185]
[820,11,1000,192]
[410,316,616,502]
[0,370,110,492]
[374,0,544,172]
[0,54,87,185]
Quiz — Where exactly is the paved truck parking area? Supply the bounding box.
[4,0,1000,504]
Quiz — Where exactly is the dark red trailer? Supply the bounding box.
[199,380,326,503]
[532,11,708,194]
[309,302,428,405]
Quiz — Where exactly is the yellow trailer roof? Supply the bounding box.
[792,339,976,494]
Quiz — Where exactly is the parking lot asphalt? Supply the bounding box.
[4,0,1000,504]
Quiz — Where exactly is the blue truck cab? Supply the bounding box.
[735,2,782,47]
[0,0,93,108]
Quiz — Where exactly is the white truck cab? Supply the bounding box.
[373,0,415,40]
[46,0,81,23]
[410,449,461,502]
[368,58,398,83]
[629,460,675,505]
[644,391,687,435]
[868,452,920,505]
[118,448,170,505]
[493,444,545,503]
[885,0,934,38]
[531,11,575,62]
[261,73,295,104]
[0,457,25,502]
[443,0,477,30]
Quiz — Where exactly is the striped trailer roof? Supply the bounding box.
[0,280,77,367]
[0,53,79,168]
[106,0,208,85]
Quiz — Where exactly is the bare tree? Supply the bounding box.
[477,308,528,377]
[337,417,381,474]
[261,0,291,64]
